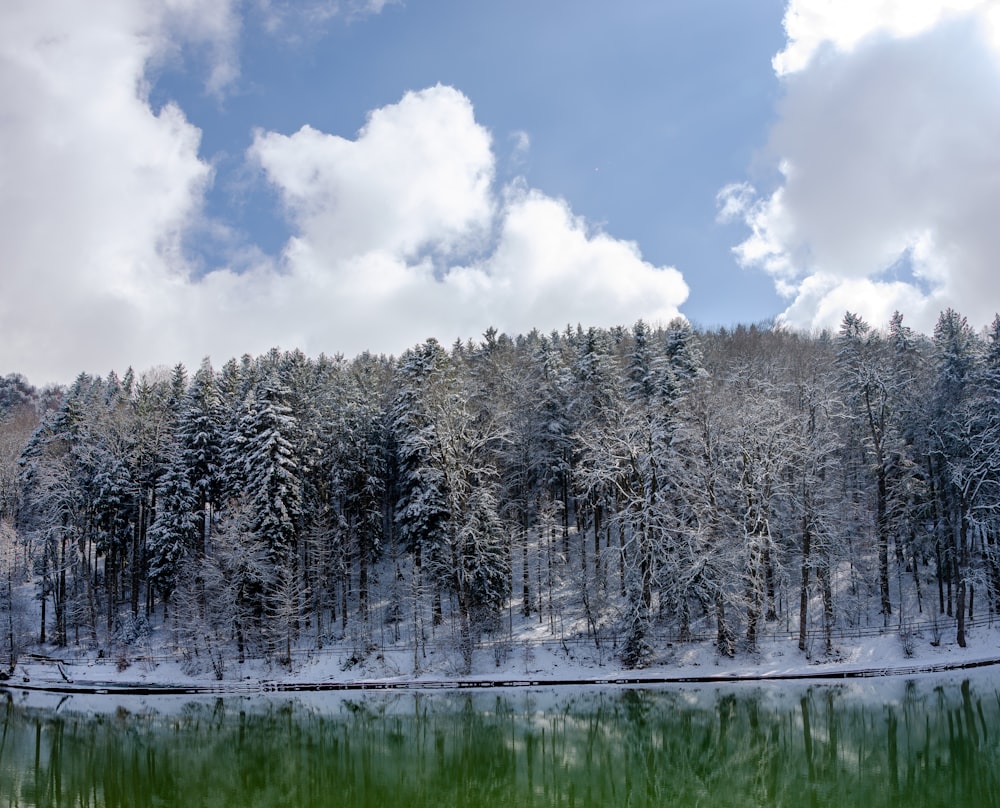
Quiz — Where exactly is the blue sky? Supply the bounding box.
[155,0,788,322]
[2,1,999,383]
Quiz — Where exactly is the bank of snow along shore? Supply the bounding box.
[5,622,1000,697]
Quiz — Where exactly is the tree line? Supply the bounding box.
[1,309,998,674]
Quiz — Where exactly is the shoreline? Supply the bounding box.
[4,653,1000,697]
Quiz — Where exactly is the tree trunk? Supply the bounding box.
[619,522,626,597]
[432,588,443,626]
[521,524,531,618]
[340,528,349,632]
[131,500,142,618]
[876,466,891,621]
[57,533,67,646]
[5,564,16,668]
[798,515,811,652]
[593,502,602,587]
[764,544,777,622]
[956,505,968,647]
[358,525,369,627]
[911,538,923,615]
[105,547,115,635]
[39,567,47,645]
[818,554,833,655]
[83,536,99,647]
[716,592,734,657]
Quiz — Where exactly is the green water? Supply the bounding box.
[1,674,999,807]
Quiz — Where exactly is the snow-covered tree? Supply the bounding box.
[333,354,390,628]
[177,358,224,554]
[765,333,846,655]
[392,339,453,640]
[393,339,511,672]
[0,519,30,668]
[929,309,982,646]
[236,373,302,558]
[146,440,196,605]
[968,316,1000,610]
[837,312,902,621]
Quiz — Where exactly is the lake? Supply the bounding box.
[1,673,999,807]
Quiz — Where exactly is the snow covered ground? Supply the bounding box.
[7,613,1000,697]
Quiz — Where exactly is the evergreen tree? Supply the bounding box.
[239,372,302,559]
[332,354,390,629]
[177,358,224,554]
[146,441,196,604]
[392,340,452,624]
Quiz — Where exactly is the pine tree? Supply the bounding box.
[147,441,196,604]
[177,358,224,554]
[393,339,512,672]
[239,373,302,559]
[392,340,453,639]
[344,356,390,623]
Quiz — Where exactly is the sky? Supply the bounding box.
[2,0,999,385]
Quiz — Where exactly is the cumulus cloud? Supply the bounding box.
[0,0,222,383]
[774,0,993,75]
[251,87,496,263]
[0,3,686,383]
[245,85,687,357]
[723,0,1000,334]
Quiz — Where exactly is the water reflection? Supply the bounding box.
[1,674,999,807]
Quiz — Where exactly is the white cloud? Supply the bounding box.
[155,0,242,96]
[510,130,531,157]
[461,188,687,337]
[244,85,688,358]
[254,0,394,41]
[251,86,495,263]
[724,0,1000,334]
[0,4,686,384]
[0,0,218,383]
[774,0,993,75]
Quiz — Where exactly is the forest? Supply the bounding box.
[0,308,998,676]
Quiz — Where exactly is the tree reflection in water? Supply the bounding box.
[0,675,998,807]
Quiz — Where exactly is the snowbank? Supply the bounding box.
[6,618,1000,697]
